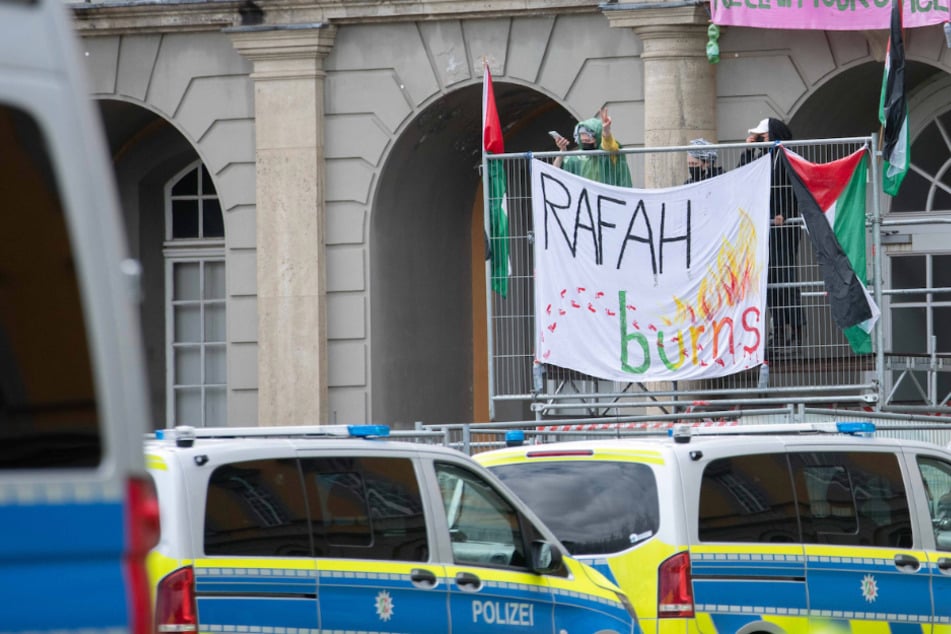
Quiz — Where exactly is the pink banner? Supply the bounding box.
[711,0,949,30]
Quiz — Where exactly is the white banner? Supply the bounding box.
[532,155,772,382]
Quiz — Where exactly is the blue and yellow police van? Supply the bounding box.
[145,424,640,633]
[0,0,158,633]
[477,421,951,634]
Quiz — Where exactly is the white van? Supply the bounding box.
[477,422,951,633]
[0,1,158,633]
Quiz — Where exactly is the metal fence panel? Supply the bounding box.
[485,138,878,420]
[417,408,951,456]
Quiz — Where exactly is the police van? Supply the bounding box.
[0,0,158,632]
[476,422,951,633]
[145,424,640,634]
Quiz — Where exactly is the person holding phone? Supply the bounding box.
[550,107,632,187]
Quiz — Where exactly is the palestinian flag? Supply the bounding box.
[482,63,509,297]
[878,0,909,196]
[780,147,880,354]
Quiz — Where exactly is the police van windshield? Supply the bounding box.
[490,460,659,555]
[0,104,99,469]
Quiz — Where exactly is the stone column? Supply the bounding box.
[229,24,336,425]
[603,4,717,187]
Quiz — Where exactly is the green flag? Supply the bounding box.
[483,63,509,297]
[878,0,909,196]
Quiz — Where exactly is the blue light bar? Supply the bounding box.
[836,421,876,434]
[505,430,525,447]
[348,424,390,438]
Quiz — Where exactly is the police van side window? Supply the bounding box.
[916,456,951,551]
[792,452,911,548]
[0,104,100,469]
[204,458,311,556]
[300,456,428,562]
[698,453,799,543]
[435,462,530,569]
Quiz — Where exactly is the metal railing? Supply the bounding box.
[408,407,951,455]
[482,135,945,422]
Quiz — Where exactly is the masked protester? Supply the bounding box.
[685,138,722,183]
[740,117,804,354]
[552,107,633,187]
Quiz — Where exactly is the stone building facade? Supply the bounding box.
[70,0,951,428]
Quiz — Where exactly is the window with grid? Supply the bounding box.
[165,161,225,426]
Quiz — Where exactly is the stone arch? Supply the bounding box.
[84,29,260,424]
[716,26,950,141]
[894,71,951,213]
[736,37,951,404]
[82,33,255,213]
[93,92,256,427]
[94,98,202,427]
[325,13,641,424]
[368,78,576,426]
[782,51,950,214]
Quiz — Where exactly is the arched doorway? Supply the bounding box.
[97,99,224,428]
[881,70,951,406]
[370,81,575,425]
[792,60,951,406]
[790,60,942,139]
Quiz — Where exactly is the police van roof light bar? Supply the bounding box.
[834,421,876,434]
[505,430,526,447]
[666,420,876,441]
[154,424,391,442]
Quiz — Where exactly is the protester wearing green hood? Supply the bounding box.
[552,107,633,187]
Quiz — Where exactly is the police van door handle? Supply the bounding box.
[455,571,482,592]
[938,557,951,572]
[893,554,920,570]
[410,568,438,589]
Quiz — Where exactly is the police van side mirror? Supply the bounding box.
[530,539,564,574]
